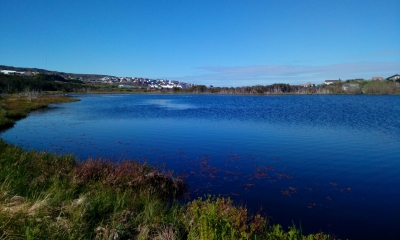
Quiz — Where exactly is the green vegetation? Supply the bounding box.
[0,93,78,131]
[0,140,185,239]
[2,71,400,95]
[361,80,399,94]
[0,74,94,93]
[182,80,400,95]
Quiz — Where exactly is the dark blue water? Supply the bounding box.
[1,94,400,239]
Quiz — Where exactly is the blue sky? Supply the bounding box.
[1,0,399,87]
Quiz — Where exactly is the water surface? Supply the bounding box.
[2,94,400,239]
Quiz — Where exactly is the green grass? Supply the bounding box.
[0,140,187,239]
[0,93,78,131]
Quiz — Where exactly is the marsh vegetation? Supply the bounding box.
[0,93,78,131]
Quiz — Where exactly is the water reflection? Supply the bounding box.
[142,99,196,110]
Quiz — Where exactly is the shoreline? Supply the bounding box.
[0,94,338,239]
[0,93,78,131]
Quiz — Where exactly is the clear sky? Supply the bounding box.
[1,0,399,87]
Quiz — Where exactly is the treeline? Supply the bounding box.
[184,84,317,94]
[360,80,400,94]
[2,73,399,95]
[0,74,96,93]
[170,81,400,95]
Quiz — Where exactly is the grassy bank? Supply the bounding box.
[0,93,78,131]
[0,95,337,239]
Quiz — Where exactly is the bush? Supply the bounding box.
[185,196,266,240]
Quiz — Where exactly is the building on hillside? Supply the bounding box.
[386,74,400,81]
[24,71,34,76]
[1,70,16,75]
[372,77,383,81]
[300,82,312,87]
[324,80,340,85]
[342,84,360,91]
[161,84,174,89]
[118,84,133,89]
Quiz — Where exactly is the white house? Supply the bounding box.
[387,74,400,81]
[1,70,16,75]
[162,84,174,89]
[342,84,360,91]
[118,84,133,89]
[324,80,340,85]
[300,82,312,87]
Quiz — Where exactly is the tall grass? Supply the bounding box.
[0,140,187,239]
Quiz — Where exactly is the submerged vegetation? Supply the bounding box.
[0,95,339,239]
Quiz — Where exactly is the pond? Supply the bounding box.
[2,94,400,239]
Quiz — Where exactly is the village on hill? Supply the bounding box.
[0,65,194,90]
[1,65,399,93]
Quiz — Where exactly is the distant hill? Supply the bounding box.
[0,65,109,82]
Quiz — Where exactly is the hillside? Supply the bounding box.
[0,65,108,82]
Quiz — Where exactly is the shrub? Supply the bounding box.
[185,196,266,240]
[74,158,188,199]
